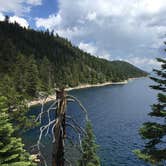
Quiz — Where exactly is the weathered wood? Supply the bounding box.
[52,89,66,166]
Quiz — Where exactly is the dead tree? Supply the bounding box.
[32,89,88,166]
[52,89,66,166]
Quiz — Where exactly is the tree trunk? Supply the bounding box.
[52,89,66,166]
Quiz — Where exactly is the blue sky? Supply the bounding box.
[0,0,166,71]
[28,0,59,28]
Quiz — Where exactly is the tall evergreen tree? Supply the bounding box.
[0,75,18,110]
[39,56,53,92]
[25,55,40,98]
[0,75,36,133]
[134,58,166,165]
[13,53,28,95]
[0,96,36,166]
[79,121,100,166]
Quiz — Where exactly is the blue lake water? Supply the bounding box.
[23,77,158,166]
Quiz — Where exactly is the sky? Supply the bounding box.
[0,0,166,71]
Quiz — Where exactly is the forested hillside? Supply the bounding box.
[0,19,147,99]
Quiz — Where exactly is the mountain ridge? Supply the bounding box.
[0,20,147,98]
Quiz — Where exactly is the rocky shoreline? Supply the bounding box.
[28,77,141,107]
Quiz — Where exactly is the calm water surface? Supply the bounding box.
[23,78,158,166]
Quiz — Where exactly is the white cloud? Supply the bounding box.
[86,12,97,21]
[0,12,5,21]
[35,0,166,71]
[140,0,166,14]
[79,42,97,55]
[55,27,85,40]
[100,52,111,60]
[27,0,42,5]
[78,42,111,60]
[0,11,29,28]
[10,16,29,28]
[0,0,42,15]
[36,14,62,29]
[125,57,161,71]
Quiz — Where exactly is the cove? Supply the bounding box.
[22,77,157,166]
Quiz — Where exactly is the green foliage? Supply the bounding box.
[24,55,40,98]
[39,56,53,92]
[13,53,28,95]
[13,53,40,98]
[139,122,166,139]
[79,121,100,166]
[0,17,148,166]
[134,57,166,164]
[0,96,36,166]
[0,20,147,99]
[133,149,158,165]
[0,74,36,133]
[0,75,18,109]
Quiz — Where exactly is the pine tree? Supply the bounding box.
[39,56,53,92]
[25,55,40,98]
[0,75,36,133]
[79,121,100,166]
[0,75,18,110]
[14,53,28,95]
[134,58,166,165]
[0,96,36,166]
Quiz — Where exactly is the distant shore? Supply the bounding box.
[65,80,128,91]
[27,77,142,107]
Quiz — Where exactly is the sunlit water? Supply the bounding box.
[22,77,159,166]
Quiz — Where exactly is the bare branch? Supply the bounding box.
[51,122,56,143]
[66,122,84,152]
[45,106,57,136]
[78,133,83,153]
[64,158,72,166]
[66,122,82,134]
[33,92,88,166]
[38,97,47,123]
[66,95,89,121]
[66,115,86,135]
[32,119,57,166]
[35,99,58,122]
[67,98,75,102]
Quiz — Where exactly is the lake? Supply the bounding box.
[23,77,158,166]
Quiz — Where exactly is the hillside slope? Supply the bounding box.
[0,20,147,97]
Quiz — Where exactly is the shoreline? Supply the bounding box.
[28,77,144,107]
[65,80,128,91]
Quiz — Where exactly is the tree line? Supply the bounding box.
[0,18,148,166]
[0,19,104,165]
[0,20,147,100]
